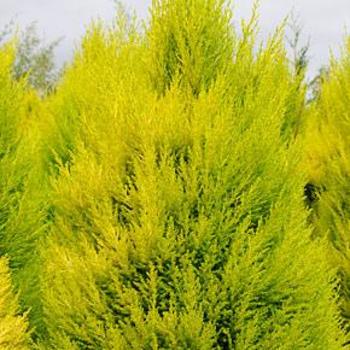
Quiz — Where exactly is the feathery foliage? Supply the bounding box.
[0,257,31,349]
[35,1,345,348]
[0,42,46,336]
[304,38,350,333]
[0,1,349,348]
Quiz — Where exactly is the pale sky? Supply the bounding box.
[0,0,349,78]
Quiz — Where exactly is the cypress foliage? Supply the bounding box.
[304,38,350,332]
[0,0,349,348]
[0,43,46,336]
[35,1,345,348]
[147,0,234,95]
[0,257,31,349]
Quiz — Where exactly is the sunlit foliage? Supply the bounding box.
[0,1,349,349]
[304,38,350,335]
[0,257,31,349]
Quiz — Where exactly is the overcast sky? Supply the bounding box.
[0,0,349,78]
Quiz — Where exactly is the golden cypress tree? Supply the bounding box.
[304,38,350,334]
[0,42,47,337]
[36,1,346,348]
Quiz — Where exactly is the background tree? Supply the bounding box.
[0,21,61,94]
[286,12,310,78]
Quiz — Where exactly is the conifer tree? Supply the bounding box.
[36,1,346,349]
[0,42,46,336]
[304,38,350,332]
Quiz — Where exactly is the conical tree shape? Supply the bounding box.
[36,2,346,349]
[147,0,234,95]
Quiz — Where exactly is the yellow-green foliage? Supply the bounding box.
[0,257,30,349]
[0,43,46,335]
[147,0,234,95]
[35,2,345,349]
[0,1,349,349]
[305,38,350,330]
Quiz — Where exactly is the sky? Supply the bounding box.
[0,0,349,78]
